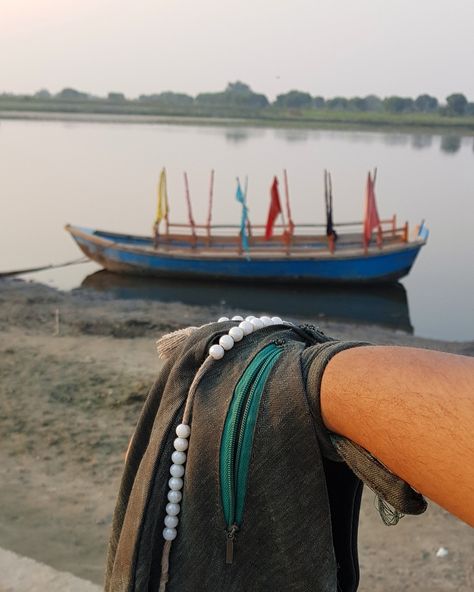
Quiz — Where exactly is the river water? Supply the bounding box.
[0,118,473,340]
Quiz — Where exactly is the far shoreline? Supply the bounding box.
[1,109,474,136]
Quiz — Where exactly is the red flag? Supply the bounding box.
[363,172,381,247]
[265,177,282,240]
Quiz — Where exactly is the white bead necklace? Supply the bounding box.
[161,314,286,543]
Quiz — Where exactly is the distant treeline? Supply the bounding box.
[4,81,473,116]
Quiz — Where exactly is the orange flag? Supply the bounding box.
[363,172,381,247]
[265,177,282,240]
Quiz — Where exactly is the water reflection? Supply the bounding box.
[224,128,265,144]
[274,129,309,143]
[81,271,413,333]
[411,134,433,150]
[382,133,410,147]
[440,135,462,154]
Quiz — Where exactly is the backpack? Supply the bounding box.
[105,319,426,592]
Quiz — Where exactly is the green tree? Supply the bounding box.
[108,92,126,102]
[363,95,383,112]
[274,90,313,109]
[56,88,89,100]
[313,96,325,109]
[34,89,51,99]
[383,96,415,113]
[196,82,268,109]
[465,103,474,116]
[347,97,369,111]
[326,97,349,110]
[446,93,467,115]
[138,92,193,107]
[224,81,269,107]
[414,94,438,113]
[226,81,251,93]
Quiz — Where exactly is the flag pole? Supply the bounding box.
[363,172,370,253]
[328,171,335,253]
[153,171,159,247]
[183,172,197,245]
[207,169,214,244]
[279,177,287,229]
[324,169,328,232]
[372,167,382,247]
[283,169,294,235]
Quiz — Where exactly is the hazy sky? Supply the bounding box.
[2,0,473,100]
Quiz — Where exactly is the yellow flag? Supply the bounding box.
[155,168,169,224]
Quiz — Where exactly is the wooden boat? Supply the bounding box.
[65,218,428,284]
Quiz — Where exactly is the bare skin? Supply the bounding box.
[321,346,474,526]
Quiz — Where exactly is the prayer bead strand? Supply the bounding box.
[163,314,286,542]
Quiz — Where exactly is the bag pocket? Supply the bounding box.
[219,342,284,564]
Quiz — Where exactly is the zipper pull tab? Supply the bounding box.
[225,524,239,564]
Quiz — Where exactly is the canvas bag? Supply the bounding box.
[105,321,426,592]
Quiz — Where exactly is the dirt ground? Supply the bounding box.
[0,278,472,591]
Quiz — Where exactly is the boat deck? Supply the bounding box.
[90,227,415,260]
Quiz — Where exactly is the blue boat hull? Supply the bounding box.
[66,225,425,284]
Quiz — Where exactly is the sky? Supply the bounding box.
[1,0,474,101]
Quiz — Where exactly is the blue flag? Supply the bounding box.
[235,179,249,252]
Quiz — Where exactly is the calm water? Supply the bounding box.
[0,119,473,340]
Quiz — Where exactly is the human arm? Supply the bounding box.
[320,346,474,526]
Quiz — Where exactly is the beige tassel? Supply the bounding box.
[156,326,198,360]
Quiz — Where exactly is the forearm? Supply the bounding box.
[320,346,474,526]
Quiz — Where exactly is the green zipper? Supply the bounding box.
[219,342,284,564]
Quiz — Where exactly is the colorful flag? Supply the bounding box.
[363,172,381,247]
[235,178,249,251]
[265,177,282,240]
[155,168,169,225]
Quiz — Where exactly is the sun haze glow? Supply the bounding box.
[1,0,473,100]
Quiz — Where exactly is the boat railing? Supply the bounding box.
[154,215,409,253]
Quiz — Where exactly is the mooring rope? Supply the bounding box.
[0,256,89,278]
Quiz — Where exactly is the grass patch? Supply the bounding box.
[2,97,474,133]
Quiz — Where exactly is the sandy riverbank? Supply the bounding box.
[0,278,472,590]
